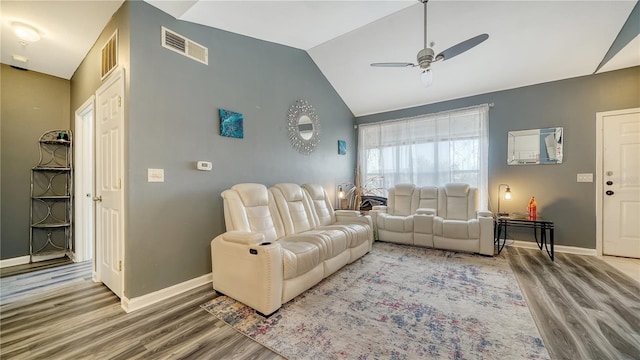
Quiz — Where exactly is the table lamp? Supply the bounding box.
[497,184,511,217]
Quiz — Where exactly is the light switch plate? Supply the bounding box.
[148,168,164,182]
[577,173,593,183]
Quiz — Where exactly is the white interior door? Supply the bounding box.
[602,108,640,259]
[95,68,125,297]
[74,97,95,263]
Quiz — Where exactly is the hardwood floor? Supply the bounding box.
[1,248,638,359]
[0,256,73,278]
[1,260,92,304]
[507,246,640,360]
[0,269,282,359]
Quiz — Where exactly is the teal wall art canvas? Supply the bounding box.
[219,109,244,139]
[338,140,347,155]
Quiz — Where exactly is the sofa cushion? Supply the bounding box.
[222,184,282,242]
[438,183,477,221]
[234,183,270,207]
[444,183,470,197]
[418,186,438,211]
[388,184,418,216]
[280,240,322,280]
[302,183,334,226]
[379,214,414,232]
[288,230,349,261]
[395,183,416,196]
[442,220,469,239]
[272,184,314,234]
[300,183,372,249]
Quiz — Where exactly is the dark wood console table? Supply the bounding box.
[495,216,554,261]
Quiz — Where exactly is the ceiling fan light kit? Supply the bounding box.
[371,0,488,87]
[421,69,433,87]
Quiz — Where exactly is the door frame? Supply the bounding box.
[94,67,126,297]
[595,107,640,257]
[73,96,95,263]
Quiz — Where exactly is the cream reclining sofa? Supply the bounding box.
[211,183,373,316]
[371,183,494,256]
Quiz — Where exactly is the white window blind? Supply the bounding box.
[358,104,490,210]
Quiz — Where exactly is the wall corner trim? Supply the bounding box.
[121,272,212,313]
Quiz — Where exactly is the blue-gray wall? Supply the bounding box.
[122,1,355,297]
[357,66,640,249]
[71,1,355,298]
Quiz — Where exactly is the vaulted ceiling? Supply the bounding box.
[2,1,638,117]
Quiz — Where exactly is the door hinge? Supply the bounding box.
[118,260,122,272]
[118,96,122,108]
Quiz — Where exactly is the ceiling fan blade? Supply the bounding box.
[436,33,489,61]
[370,62,416,68]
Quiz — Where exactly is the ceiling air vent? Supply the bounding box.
[162,27,208,65]
[101,30,118,80]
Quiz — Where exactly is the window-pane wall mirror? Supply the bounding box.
[508,127,563,165]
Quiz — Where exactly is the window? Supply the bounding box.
[358,104,489,210]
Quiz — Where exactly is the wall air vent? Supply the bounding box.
[161,27,208,65]
[101,30,118,80]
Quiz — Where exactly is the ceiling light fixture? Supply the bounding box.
[12,22,41,43]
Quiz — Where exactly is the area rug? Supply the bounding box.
[202,242,550,359]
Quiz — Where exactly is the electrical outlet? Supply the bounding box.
[577,173,593,183]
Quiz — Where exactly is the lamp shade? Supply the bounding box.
[504,187,512,200]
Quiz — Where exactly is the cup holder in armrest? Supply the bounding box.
[259,242,272,246]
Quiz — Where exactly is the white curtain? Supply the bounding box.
[358,104,490,210]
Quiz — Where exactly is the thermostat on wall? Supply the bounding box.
[197,161,212,171]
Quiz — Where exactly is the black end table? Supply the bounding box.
[495,216,554,261]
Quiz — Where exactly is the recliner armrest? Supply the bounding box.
[211,233,283,316]
[371,205,387,211]
[477,211,493,218]
[335,210,361,217]
[336,212,373,226]
[416,208,436,215]
[221,231,266,245]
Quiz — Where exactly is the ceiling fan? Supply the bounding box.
[371,0,489,87]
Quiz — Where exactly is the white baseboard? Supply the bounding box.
[0,252,69,268]
[121,273,212,313]
[0,255,30,268]
[509,240,597,256]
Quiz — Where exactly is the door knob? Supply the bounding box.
[93,195,103,202]
[606,181,613,186]
[606,190,614,196]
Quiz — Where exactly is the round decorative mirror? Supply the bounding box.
[288,99,320,154]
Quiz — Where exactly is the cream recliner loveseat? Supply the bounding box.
[370,184,438,246]
[211,183,372,316]
[371,183,494,256]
